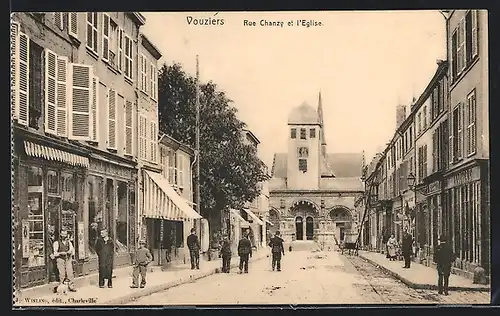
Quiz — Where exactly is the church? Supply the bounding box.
[268,93,365,249]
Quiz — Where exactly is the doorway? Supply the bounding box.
[306,216,314,240]
[295,216,303,240]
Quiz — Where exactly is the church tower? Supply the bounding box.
[286,101,322,190]
[317,91,327,157]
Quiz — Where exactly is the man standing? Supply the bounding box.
[268,231,285,271]
[402,230,413,268]
[53,230,77,292]
[131,240,153,288]
[95,229,114,288]
[434,236,455,295]
[220,235,232,273]
[187,228,201,270]
[238,232,252,274]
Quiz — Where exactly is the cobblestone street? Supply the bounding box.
[127,250,489,305]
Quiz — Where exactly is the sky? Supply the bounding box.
[141,11,446,169]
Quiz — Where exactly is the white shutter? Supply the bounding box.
[472,10,478,58]
[16,32,29,126]
[68,63,92,140]
[107,89,117,149]
[124,99,133,155]
[139,115,147,159]
[44,50,57,135]
[90,76,99,142]
[56,56,68,137]
[10,21,19,120]
[54,12,63,30]
[68,12,78,38]
[118,28,123,71]
[102,13,110,62]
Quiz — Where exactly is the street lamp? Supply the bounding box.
[407,173,416,188]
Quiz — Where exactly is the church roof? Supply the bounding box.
[287,102,320,125]
[271,152,364,179]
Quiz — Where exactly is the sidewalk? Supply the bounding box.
[358,251,490,292]
[14,249,269,307]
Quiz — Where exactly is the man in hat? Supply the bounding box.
[95,229,114,288]
[268,231,285,271]
[187,228,201,270]
[52,230,77,292]
[219,235,232,273]
[402,230,413,268]
[237,231,252,274]
[433,236,456,295]
[131,239,153,288]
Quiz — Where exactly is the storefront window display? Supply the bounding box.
[27,166,44,268]
[116,182,128,253]
[88,176,104,256]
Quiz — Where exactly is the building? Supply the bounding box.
[444,9,489,277]
[268,93,364,249]
[11,12,149,288]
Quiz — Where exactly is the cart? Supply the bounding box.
[342,232,359,256]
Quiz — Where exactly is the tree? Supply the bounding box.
[158,63,269,232]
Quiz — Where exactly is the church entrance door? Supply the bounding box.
[295,216,303,240]
[306,216,314,240]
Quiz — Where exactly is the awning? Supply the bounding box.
[242,208,264,226]
[230,209,250,228]
[23,141,89,168]
[143,170,202,220]
[264,219,274,227]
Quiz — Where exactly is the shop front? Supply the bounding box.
[141,170,202,268]
[413,184,428,260]
[443,160,490,274]
[84,153,138,274]
[13,136,89,289]
[229,209,250,254]
[241,208,264,248]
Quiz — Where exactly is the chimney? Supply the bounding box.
[396,105,407,128]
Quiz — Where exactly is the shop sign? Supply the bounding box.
[22,220,30,258]
[445,166,481,189]
[427,181,441,195]
[77,221,85,259]
[89,159,134,179]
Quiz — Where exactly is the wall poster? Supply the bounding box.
[22,219,30,258]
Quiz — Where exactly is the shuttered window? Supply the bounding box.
[56,56,68,137]
[107,88,117,149]
[148,121,158,163]
[102,13,110,62]
[471,10,478,59]
[90,75,99,142]
[54,12,64,30]
[86,12,98,54]
[140,54,148,93]
[16,32,30,126]
[150,63,157,101]
[467,90,477,156]
[10,21,19,121]
[178,154,184,188]
[139,115,147,159]
[124,99,133,155]
[457,18,466,74]
[44,49,57,135]
[69,64,91,140]
[124,35,133,80]
[68,12,78,38]
[117,28,123,71]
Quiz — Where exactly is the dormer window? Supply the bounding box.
[290,128,297,139]
[300,128,306,139]
[310,128,316,138]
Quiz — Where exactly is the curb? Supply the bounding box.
[103,253,268,305]
[358,254,490,293]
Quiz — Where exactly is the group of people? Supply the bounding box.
[383,230,457,295]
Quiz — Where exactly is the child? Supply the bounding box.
[131,240,153,288]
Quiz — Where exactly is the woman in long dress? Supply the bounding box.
[386,234,398,261]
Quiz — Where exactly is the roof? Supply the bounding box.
[288,102,320,125]
[271,152,364,179]
[319,178,364,192]
[242,129,260,146]
[141,33,162,60]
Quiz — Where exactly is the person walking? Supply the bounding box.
[52,230,77,292]
[386,234,398,261]
[187,228,201,270]
[434,236,456,295]
[220,235,232,273]
[131,239,153,288]
[237,232,252,274]
[402,230,413,268]
[95,229,114,288]
[268,231,285,271]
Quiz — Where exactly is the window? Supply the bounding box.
[29,40,43,129]
[108,20,118,67]
[290,128,296,139]
[451,31,458,79]
[102,13,110,62]
[453,11,478,81]
[417,113,422,135]
[27,166,44,267]
[423,106,427,129]
[124,35,133,80]
[150,63,157,101]
[140,54,148,93]
[168,149,176,185]
[300,128,306,139]
[310,128,316,138]
[124,99,134,155]
[178,154,184,188]
[431,87,438,121]
[457,18,466,75]
[68,12,78,38]
[149,121,158,163]
[106,89,117,149]
[466,90,477,155]
[69,63,92,140]
[465,10,479,64]
[116,182,128,253]
[297,147,309,158]
[441,119,450,170]
[298,158,307,172]
[432,128,440,172]
[138,115,147,159]
[54,12,64,30]
[86,12,99,55]
[418,145,428,182]
[90,75,99,141]
[117,28,124,71]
